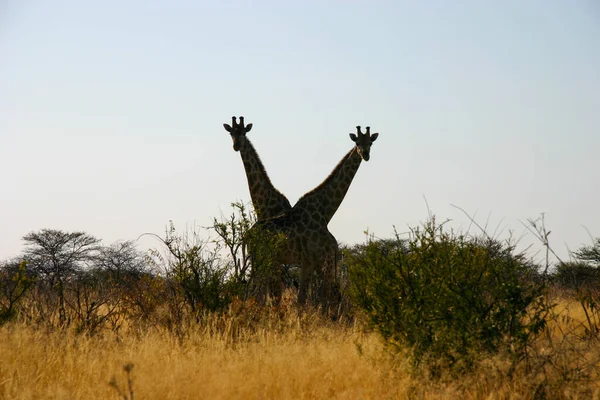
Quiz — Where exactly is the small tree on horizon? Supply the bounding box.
[22,229,100,324]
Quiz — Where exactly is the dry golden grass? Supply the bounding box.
[1,296,599,400]
[0,319,402,399]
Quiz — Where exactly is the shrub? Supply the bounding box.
[347,217,548,373]
[211,201,296,304]
[148,222,232,316]
[0,260,35,324]
[558,240,600,337]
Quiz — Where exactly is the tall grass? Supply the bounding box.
[1,292,598,400]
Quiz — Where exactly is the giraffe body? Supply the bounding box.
[289,126,379,303]
[247,210,338,305]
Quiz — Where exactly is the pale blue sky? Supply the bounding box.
[1,1,599,262]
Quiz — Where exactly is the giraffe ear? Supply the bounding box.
[371,133,379,142]
[349,133,358,142]
[245,123,253,132]
[224,124,232,132]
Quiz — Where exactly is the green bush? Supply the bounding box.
[0,260,35,324]
[148,222,232,315]
[211,201,289,303]
[347,217,548,372]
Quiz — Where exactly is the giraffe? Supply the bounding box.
[248,126,379,305]
[291,125,379,304]
[223,116,292,220]
[223,116,292,302]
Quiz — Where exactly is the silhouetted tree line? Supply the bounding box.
[0,230,159,331]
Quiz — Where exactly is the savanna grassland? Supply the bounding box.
[1,293,599,400]
[2,211,600,399]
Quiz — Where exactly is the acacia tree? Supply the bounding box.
[573,238,600,268]
[22,229,100,324]
[95,240,149,280]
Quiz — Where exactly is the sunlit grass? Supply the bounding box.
[0,319,402,399]
[0,295,599,399]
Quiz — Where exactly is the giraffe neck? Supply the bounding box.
[294,147,362,226]
[239,139,292,220]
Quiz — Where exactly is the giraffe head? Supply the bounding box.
[223,116,253,152]
[349,126,379,161]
